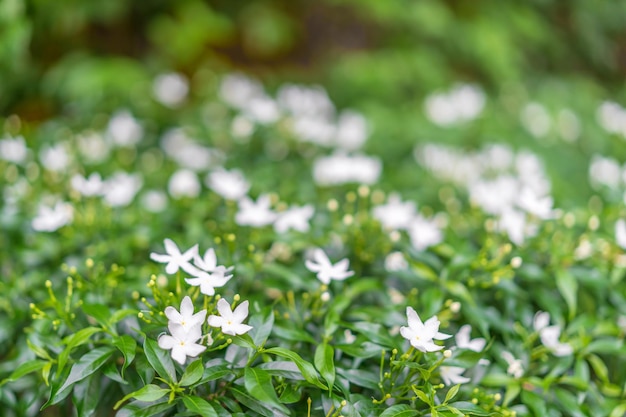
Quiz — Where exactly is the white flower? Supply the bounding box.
[244,96,281,124]
[274,204,314,234]
[496,208,527,246]
[533,311,572,357]
[312,153,382,186]
[373,193,416,231]
[158,322,206,365]
[304,248,354,285]
[231,115,255,139]
[334,110,368,150]
[520,103,551,139]
[277,83,334,117]
[168,169,201,199]
[235,194,277,227]
[407,215,443,251]
[207,299,253,336]
[32,201,73,232]
[150,238,199,275]
[0,135,28,164]
[71,173,104,197]
[76,131,110,164]
[164,296,207,333]
[384,251,408,272]
[40,144,70,172]
[185,249,234,296]
[516,187,554,220]
[455,325,486,352]
[501,351,524,378]
[440,366,471,386]
[206,169,250,201]
[597,101,626,137]
[141,190,168,213]
[153,72,189,107]
[102,172,143,207]
[106,110,143,146]
[616,219,626,250]
[424,84,485,127]
[399,307,451,352]
[589,155,621,190]
[219,74,264,109]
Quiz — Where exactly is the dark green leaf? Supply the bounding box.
[182,395,218,417]
[197,363,232,384]
[556,269,577,320]
[244,367,288,413]
[444,384,460,404]
[379,404,419,417]
[114,384,170,409]
[113,335,137,378]
[264,347,327,389]
[231,386,288,417]
[314,343,335,390]
[57,327,103,375]
[82,303,111,329]
[116,399,174,417]
[249,308,274,348]
[143,337,177,383]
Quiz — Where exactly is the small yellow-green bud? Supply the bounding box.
[86,258,94,268]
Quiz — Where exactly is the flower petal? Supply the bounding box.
[164,306,182,323]
[170,346,187,365]
[164,238,180,256]
[406,307,423,331]
[150,253,170,263]
[207,315,224,328]
[180,296,194,318]
[158,334,176,349]
[216,298,233,320]
[232,301,249,322]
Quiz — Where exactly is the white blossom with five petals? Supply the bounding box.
[158,322,206,365]
[150,238,199,275]
[305,249,354,285]
[164,296,207,333]
[207,299,253,336]
[399,307,451,352]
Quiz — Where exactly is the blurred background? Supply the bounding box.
[2,0,626,204]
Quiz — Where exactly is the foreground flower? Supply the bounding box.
[150,238,199,275]
[455,325,486,352]
[158,322,206,365]
[501,351,524,378]
[305,249,354,285]
[207,299,253,336]
[164,296,207,333]
[400,307,451,352]
[440,366,471,386]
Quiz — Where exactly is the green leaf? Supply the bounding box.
[116,399,174,417]
[271,324,316,344]
[143,337,177,383]
[73,374,100,417]
[444,384,460,404]
[582,338,624,355]
[556,269,578,320]
[113,335,137,378]
[110,309,138,325]
[114,384,170,410]
[314,343,335,391]
[82,303,112,329]
[249,308,274,348]
[502,382,521,406]
[231,333,256,350]
[586,354,609,383]
[610,403,626,417]
[264,347,327,390]
[521,390,547,417]
[57,327,103,375]
[379,404,419,417]
[0,359,47,386]
[244,367,288,413]
[42,346,114,409]
[197,363,232,384]
[182,395,218,417]
[231,386,288,417]
[180,359,204,387]
[27,339,52,361]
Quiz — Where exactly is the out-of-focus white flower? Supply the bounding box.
[150,238,199,275]
[292,116,336,146]
[400,307,451,352]
[32,201,73,232]
[425,84,485,127]
[407,215,443,251]
[440,366,471,386]
[0,135,28,164]
[277,83,334,117]
[71,173,104,197]
[313,153,382,186]
[160,129,218,171]
[373,193,416,231]
[384,251,408,272]
[164,296,207,333]
[533,311,573,357]
[501,351,524,378]
[40,144,70,172]
[597,101,626,137]
[158,322,206,365]
[207,298,253,336]
[153,72,189,107]
[516,187,554,219]
[235,194,277,227]
[185,248,234,296]
[469,176,519,215]
[616,219,626,250]
[141,190,168,213]
[574,239,593,260]
[520,102,551,139]
[589,155,621,190]
[168,169,200,199]
[206,169,250,201]
[106,110,143,146]
[274,204,314,234]
[231,115,255,139]
[455,325,486,352]
[496,208,528,246]
[245,96,281,124]
[76,131,110,164]
[305,248,354,285]
[102,172,142,207]
[334,110,368,150]
[219,74,264,109]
